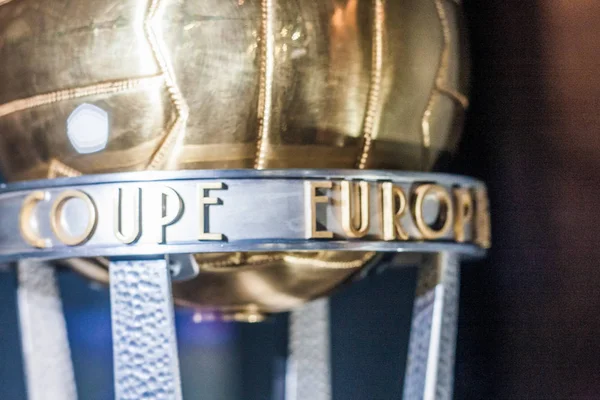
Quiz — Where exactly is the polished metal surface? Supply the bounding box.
[286,298,331,400]
[4,170,487,313]
[0,170,488,259]
[110,259,182,400]
[0,0,479,397]
[0,169,484,191]
[403,253,459,400]
[0,0,468,179]
[17,260,77,400]
[0,0,471,316]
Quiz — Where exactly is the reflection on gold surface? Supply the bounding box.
[0,0,468,175]
[381,182,409,241]
[254,0,275,169]
[357,0,385,169]
[305,181,334,239]
[47,159,82,179]
[144,0,189,170]
[0,0,470,314]
[453,187,473,243]
[412,184,454,240]
[421,0,469,167]
[340,181,370,238]
[0,76,164,119]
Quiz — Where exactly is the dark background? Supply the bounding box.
[2,1,600,399]
[454,0,600,398]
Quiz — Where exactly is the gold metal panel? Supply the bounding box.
[0,86,171,180]
[160,0,262,169]
[0,0,470,315]
[0,0,157,103]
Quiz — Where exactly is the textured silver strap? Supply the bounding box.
[403,253,460,400]
[17,260,78,400]
[109,259,182,400]
[287,298,332,400]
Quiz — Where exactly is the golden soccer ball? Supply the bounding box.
[0,0,468,319]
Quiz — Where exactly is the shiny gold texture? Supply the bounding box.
[0,0,469,316]
[475,187,491,249]
[340,181,370,238]
[305,181,334,239]
[0,0,468,176]
[412,184,454,240]
[453,187,473,243]
[381,182,409,241]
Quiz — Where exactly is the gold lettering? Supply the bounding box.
[381,183,409,241]
[474,187,491,248]
[453,188,474,243]
[341,181,370,238]
[19,191,52,249]
[412,184,454,240]
[304,181,333,239]
[50,190,97,246]
[156,186,183,244]
[114,187,142,244]
[198,182,225,241]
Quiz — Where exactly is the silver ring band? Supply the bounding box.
[0,169,490,262]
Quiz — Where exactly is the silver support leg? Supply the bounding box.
[403,253,460,400]
[109,259,182,400]
[286,298,332,400]
[17,260,78,400]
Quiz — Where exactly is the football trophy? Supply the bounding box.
[0,0,490,399]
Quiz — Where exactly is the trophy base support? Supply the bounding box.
[109,259,183,400]
[4,170,486,400]
[16,260,77,400]
[403,253,460,400]
[14,254,463,400]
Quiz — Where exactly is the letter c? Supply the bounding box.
[19,191,52,249]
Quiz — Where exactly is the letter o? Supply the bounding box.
[50,190,98,246]
[412,184,454,240]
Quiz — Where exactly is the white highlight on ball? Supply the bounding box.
[66,103,109,154]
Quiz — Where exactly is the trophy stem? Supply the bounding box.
[109,259,182,400]
[403,253,460,400]
[286,298,332,400]
[17,260,78,400]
